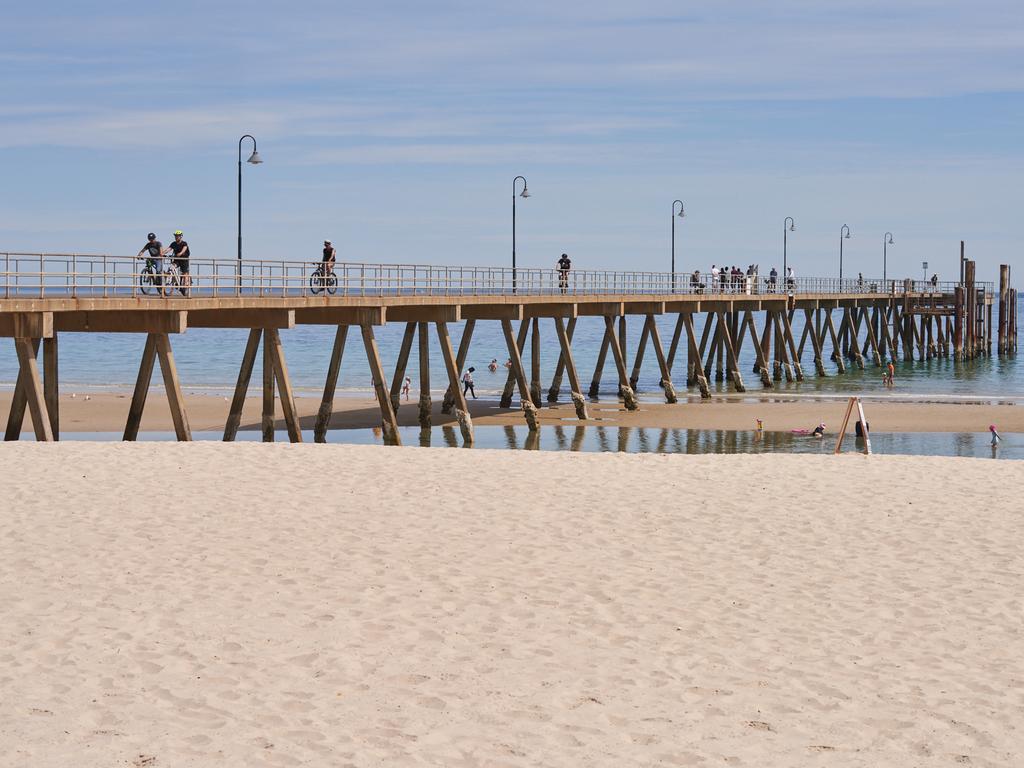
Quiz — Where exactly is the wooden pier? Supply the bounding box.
[1,253,1014,444]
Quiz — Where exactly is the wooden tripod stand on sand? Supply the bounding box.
[834,396,871,455]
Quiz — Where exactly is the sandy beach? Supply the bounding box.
[2,390,1021,435]
[1,443,1021,766]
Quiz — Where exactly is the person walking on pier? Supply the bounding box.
[168,230,191,296]
[768,266,778,292]
[786,266,795,290]
[462,367,477,399]
[137,233,166,289]
[556,253,572,294]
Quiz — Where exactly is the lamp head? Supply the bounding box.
[844,231,851,239]
[247,149,263,165]
[789,222,795,232]
[519,186,530,199]
[886,233,894,244]
[677,206,686,219]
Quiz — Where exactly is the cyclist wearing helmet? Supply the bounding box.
[323,240,336,271]
[168,230,191,295]
[137,232,166,288]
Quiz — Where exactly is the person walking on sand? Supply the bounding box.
[401,376,411,400]
[462,367,476,399]
[556,253,572,294]
[886,361,895,387]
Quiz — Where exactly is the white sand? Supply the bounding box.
[1,443,1022,767]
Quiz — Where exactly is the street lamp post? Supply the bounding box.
[237,134,263,286]
[839,224,851,283]
[671,200,685,293]
[512,175,529,294]
[783,216,795,281]
[883,232,894,284]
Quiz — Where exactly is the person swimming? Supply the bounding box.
[811,422,826,438]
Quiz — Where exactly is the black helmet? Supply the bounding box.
[147,232,156,240]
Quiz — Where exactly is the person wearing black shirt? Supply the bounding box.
[168,230,191,295]
[136,232,165,289]
[556,253,572,294]
[323,240,336,270]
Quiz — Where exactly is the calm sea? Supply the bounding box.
[2,315,1021,401]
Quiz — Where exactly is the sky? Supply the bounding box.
[1,0,1022,285]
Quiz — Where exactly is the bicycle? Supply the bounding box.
[139,259,182,297]
[310,262,337,295]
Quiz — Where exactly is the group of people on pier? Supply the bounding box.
[693,264,795,294]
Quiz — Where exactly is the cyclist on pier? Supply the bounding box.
[556,253,572,294]
[137,233,166,289]
[323,240,337,272]
[168,230,191,295]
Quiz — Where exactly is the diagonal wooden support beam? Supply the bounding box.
[743,312,772,387]
[588,321,612,398]
[716,311,745,392]
[442,320,475,414]
[780,311,804,381]
[862,308,883,366]
[13,338,53,442]
[361,323,401,445]
[436,321,473,443]
[500,319,530,409]
[547,317,576,402]
[5,338,41,441]
[823,310,846,374]
[154,333,192,442]
[629,315,652,390]
[605,316,638,410]
[224,329,261,442]
[802,309,826,376]
[844,308,865,368]
[124,335,158,442]
[417,322,432,428]
[314,326,347,443]
[646,315,677,403]
[553,316,589,419]
[266,328,301,443]
[666,313,685,381]
[771,313,795,381]
[389,322,416,415]
[500,318,539,430]
[682,313,711,398]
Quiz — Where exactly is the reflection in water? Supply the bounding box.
[571,426,585,452]
[57,426,1021,459]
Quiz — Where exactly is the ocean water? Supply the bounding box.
[3,314,1020,401]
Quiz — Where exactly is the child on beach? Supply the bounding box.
[401,376,411,400]
[990,424,1001,446]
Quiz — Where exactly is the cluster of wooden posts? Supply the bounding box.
[0,281,1014,444]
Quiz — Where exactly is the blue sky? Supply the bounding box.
[2,0,1022,284]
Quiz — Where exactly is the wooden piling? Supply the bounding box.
[314,325,347,443]
[43,335,59,439]
[361,323,401,445]
[224,328,261,442]
[417,322,432,428]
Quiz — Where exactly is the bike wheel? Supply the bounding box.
[310,270,323,295]
[163,271,178,298]
[140,267,154,295]
[326,272,337,295]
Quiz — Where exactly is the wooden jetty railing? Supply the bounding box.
[0,252,1015,446]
